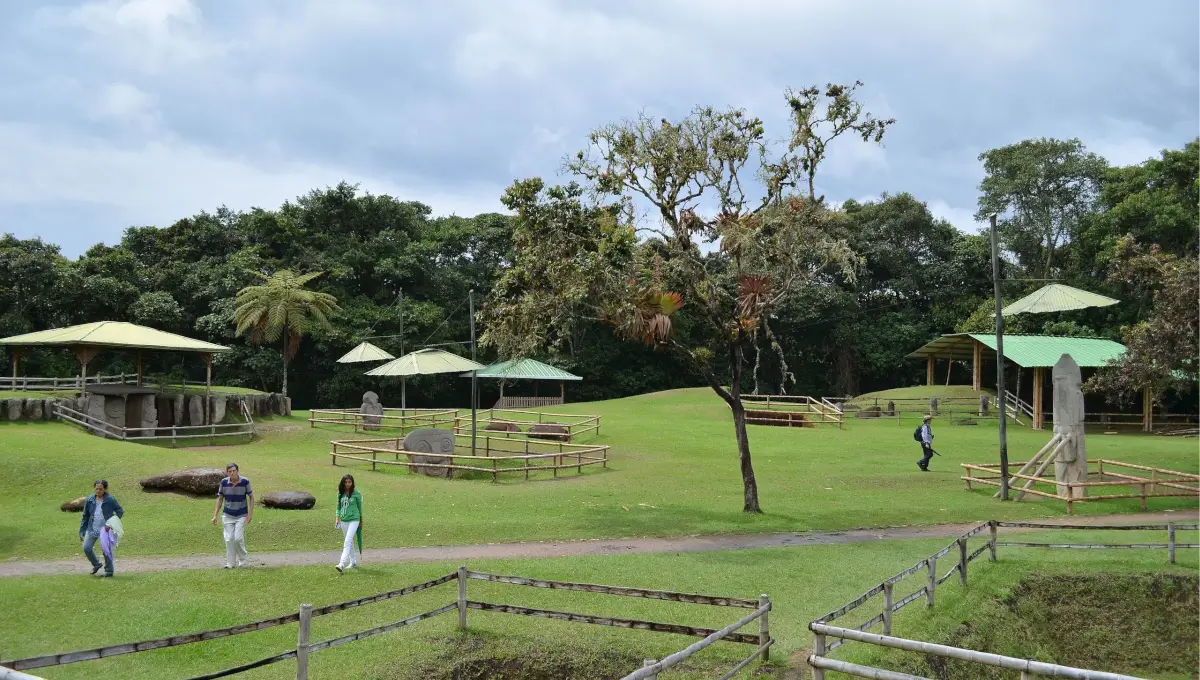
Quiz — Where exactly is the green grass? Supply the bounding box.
[0,390,79,399]
[1,388,1196,561]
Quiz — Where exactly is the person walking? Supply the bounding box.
[212,463,253,569]
[334,474,363,574]
[79,479,124,577]
[916,415,935,471]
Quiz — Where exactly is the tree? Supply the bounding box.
[976,138,1107,280]
[1086,236,1198,405]
[233,270,340,398]
[484,83,889,512]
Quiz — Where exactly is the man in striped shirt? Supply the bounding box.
[211,462,254,568]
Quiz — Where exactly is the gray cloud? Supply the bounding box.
[1,0,1195,256]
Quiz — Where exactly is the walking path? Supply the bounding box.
[3,511,1192,578]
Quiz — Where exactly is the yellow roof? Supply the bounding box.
[0,321,230,353]
[365,348,484,376]
[337,341,395,363]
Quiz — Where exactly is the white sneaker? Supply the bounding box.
[237,561,248,568]
[224,564,233,569]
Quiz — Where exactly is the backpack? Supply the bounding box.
[913,425,923,442]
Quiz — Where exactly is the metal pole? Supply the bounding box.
[990,213,1010,500]
[469,290,478,457]
[399,289,406,411]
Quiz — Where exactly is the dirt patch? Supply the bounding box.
[900,573,1199,679]
[389,634,650,680]
[256,423,305,433]
[179,445,238,452]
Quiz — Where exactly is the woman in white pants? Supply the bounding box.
[334,474,362,574]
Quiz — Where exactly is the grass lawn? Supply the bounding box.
[1,532,1194,679]
[0,390,80,399]
[0,387,1196,562]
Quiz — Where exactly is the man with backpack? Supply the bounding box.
[915,415,934,471]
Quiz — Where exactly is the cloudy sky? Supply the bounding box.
[1,0,1196,257]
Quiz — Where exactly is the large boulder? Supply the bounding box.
[485,420,521,433]
[139,467,225,495]
[854,405,881,419]
[360,391,383,431]
[210,395,227,424]
[173,394,185,426]
[6,398,20,421]
[527,423,569,441]
[61,496,87,512]
[261,491,316,510]
[23,399,44,421]
[403,428,457,478]
[187,395,205,426]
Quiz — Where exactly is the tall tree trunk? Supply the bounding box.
[703,340,761,513]
[281,335,289,398]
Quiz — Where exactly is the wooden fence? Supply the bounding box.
[495,396,563,409]
[5,373,132,391]
[807,520,1198,679]
[54,402,256,446]
[962,456,1199,514]
[308,408,458,433]
[310,407,601,443]
[0,568,771,680]
[460,408,601,442]
[737,394,845,429]
[329,434,610,481]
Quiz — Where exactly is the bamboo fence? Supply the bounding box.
[329,434,610,481]
[53,402,255,446]
[962,457,1199,514]
[807,520,1198,680]
[1,568,771,680]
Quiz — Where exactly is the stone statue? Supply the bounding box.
[929,397,939,416]
[402,428,456,478]
[979,394,989,417]
[1052,354,1088,497]
[360,391,384,431]
[886,400,896,417]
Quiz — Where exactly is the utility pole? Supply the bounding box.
[990,213,1010,500]
[469,289,478,457]
[398,288,406,411]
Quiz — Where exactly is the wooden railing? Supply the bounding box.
[494,396,563,409]
[4,373,132,391]
[1,567,771,680]
[308,408,458,434]
[329,434,610,482]
[808,520,1197,679]
[54,402,255,447]
[459,408,601,442]
[737,394,846,428]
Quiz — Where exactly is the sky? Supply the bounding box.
[0,0,1196,258]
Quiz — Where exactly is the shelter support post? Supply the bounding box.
[1143,386,1153,432]
[1032,367,1044,430]
[926,356,934,386]
[75,346,98,395]
[136,350,144,387]
[202,352,213,424]
[560,380,564,403]
[972,340,981,391]
[10,348,19,390]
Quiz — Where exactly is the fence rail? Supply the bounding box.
[737,394,846,428]
[808,520,1198,679]
[3,567,769,680]
[53,402,255,446]
[329,434,610,481]
[308,408,458,433]
[4,373,132,391]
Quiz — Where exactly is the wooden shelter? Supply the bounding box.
[464,358,582,408]
[907,334,1135,430]
[0,321,230,397]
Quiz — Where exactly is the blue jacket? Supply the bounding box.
[79,494,124,538]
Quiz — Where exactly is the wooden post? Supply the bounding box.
[1032,367,1044,430]
[642,660,658,679]
[560,381,565,404]
[1143,386,1153,432]
[882,582,894,635]
[457,565,468,630]
[1168,522,1176,564]
[10,348,19,390]
[958,538,968,586]
[972,339,982,391]
[758,594,770,662]
[989,522,998,562]
[926,356,934,386]
[202,353,213,425]
[76,346,97,396]
[296,603,312,680]
[812,631,826,680]
[136,350,144,387]
[926,557,937,608]
[945,359,953,386]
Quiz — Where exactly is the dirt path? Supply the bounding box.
[2,511,1192,578]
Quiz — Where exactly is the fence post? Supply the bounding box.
[642,659,658,679]
[758,594,771,662]
[296,603,312,680]
[926,557,937,608]
[989,521,998,562]
[1168,522,1176,565]
[882,581,894,635]
[457,565,468,630]
[812,630,826,680]
[958,538,968,586]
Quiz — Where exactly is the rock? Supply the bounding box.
[360,391,383,431]
[402,428,457,478]
[139,467,225,495]
[7,398,21,421]
[527,423,570,441]
[103,395,125,431]
[61,496,87,512]
[886,400,896,417]
[979,394,990,417]
[854,406,881,419]
[211,395,226,424]
[188,395,205,427]
[485,420,521,433]
[173,394,185,426]
[44,399,57,420]
[282,396,292,416]
[261,491,316,510]
[23,399,44,421]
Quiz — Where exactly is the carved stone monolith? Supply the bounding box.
[1052,354,1088,498]
[360,391,383,431]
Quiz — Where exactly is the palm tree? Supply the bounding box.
[233,270,339,398]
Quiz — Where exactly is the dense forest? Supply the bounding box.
[1,136,1196,411]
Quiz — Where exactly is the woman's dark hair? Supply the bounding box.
[338,475,355,497]
[93,479,108,490]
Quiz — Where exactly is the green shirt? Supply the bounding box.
[336,490,362,523]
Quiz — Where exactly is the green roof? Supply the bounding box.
[336,341,394,363]
[1000,284,1119,316]
[365,348,484,376]
[0,321,229,353]
[907,333,1126,369]
[462,358,582,381]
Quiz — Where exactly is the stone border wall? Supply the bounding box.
[2,392,291,425]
